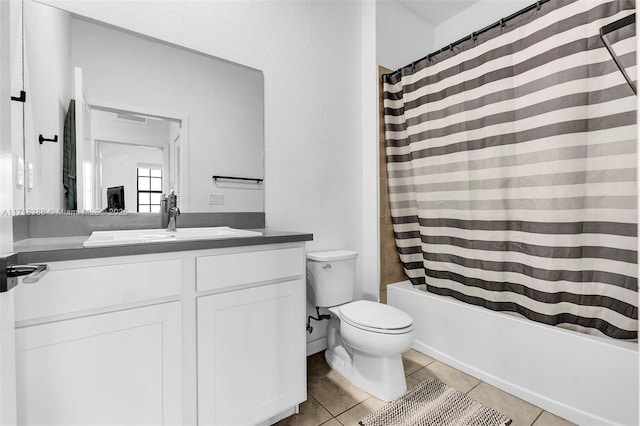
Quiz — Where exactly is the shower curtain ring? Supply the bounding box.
[449,44,454,51]
[500,18,506,28]
[536,1,541,11]
[472,31,478,42]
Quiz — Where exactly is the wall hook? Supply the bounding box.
[39,134,58,144]
[11,90,26,103]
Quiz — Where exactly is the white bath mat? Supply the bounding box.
[360,378,512,426]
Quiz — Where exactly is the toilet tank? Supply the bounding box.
[306,250,358,307]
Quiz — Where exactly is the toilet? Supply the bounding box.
[307,250,415,401]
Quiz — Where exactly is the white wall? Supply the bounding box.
[92,110,172,149]
[46,0,369,352]
[434,0,532,48]
[361,0,379,305]
[20,0,71,211]
[376,0,434,70]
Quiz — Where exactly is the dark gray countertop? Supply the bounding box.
[14,229,313,263]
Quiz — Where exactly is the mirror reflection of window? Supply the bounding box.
[137,167,162,213]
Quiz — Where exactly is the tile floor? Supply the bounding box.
[276,349,576,426]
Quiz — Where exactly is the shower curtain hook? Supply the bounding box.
[472,31,478,42]
[500,18,506,28]
[449,43,454,52]
[536,1,542,11]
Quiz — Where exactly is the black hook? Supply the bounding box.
[536,1,542,11]
[11,91,26,103]
[39,134,58,144]
[472,31,478,42]
[500,18,506,28]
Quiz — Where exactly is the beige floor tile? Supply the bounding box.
[410,361,481,394]
[402,349,435,375]
[532,411,576,426]
[336,396,387,426]
[275,394,332,426]
[405,374,421,390]
[307,351,331,384]
[319,419,342,426]
[467,382,542,426]
[308,369,370,416]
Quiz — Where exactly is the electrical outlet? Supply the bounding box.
[209,193,224,205]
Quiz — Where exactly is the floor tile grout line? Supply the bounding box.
[466,380,482,394]
[331,397,371,419]
[529,410,544,426]
[305,390,338,424]
[308,381,370,420]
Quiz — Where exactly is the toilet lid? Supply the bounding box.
[339,300,413,332]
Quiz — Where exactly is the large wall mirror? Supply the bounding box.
[11,0,265,213]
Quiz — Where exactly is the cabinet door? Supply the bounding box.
[15,301,181,426]
[197,280,306,426]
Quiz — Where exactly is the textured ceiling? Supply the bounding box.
[394,0,481,26]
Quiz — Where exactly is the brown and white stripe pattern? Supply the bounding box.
[382,0,637,340]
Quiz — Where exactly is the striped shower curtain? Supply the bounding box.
[383,0,637,340]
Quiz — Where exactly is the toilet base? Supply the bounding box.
[325,345,407,402]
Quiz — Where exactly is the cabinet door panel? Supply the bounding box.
[16,302,181,426]
[197,280,305,425]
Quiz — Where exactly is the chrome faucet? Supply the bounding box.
[161,191,180,231]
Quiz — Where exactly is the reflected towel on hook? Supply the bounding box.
[63,99,77,210]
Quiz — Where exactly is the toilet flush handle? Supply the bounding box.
[322,263,332,269]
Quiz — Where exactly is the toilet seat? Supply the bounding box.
[336,300,413,335]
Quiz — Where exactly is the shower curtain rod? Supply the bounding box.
[599,13,637,95]
[413,0,551,65]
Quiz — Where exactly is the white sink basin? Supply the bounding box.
[83,227,262,248]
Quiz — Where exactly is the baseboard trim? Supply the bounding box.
[306,337,327,356]
[412,340,614,426]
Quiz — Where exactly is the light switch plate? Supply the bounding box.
[27,162,34,189]
[16,155,24,187]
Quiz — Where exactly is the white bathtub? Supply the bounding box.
[388,281,638,426]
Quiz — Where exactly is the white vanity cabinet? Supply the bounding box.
[13,255,184,426]
[196,246,306,426]
[12,241,308,426]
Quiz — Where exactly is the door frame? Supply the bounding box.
[0,0,18,423]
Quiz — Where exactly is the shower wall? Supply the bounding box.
[378,65,407,303]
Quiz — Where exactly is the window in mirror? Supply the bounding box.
[137,166,162,213]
